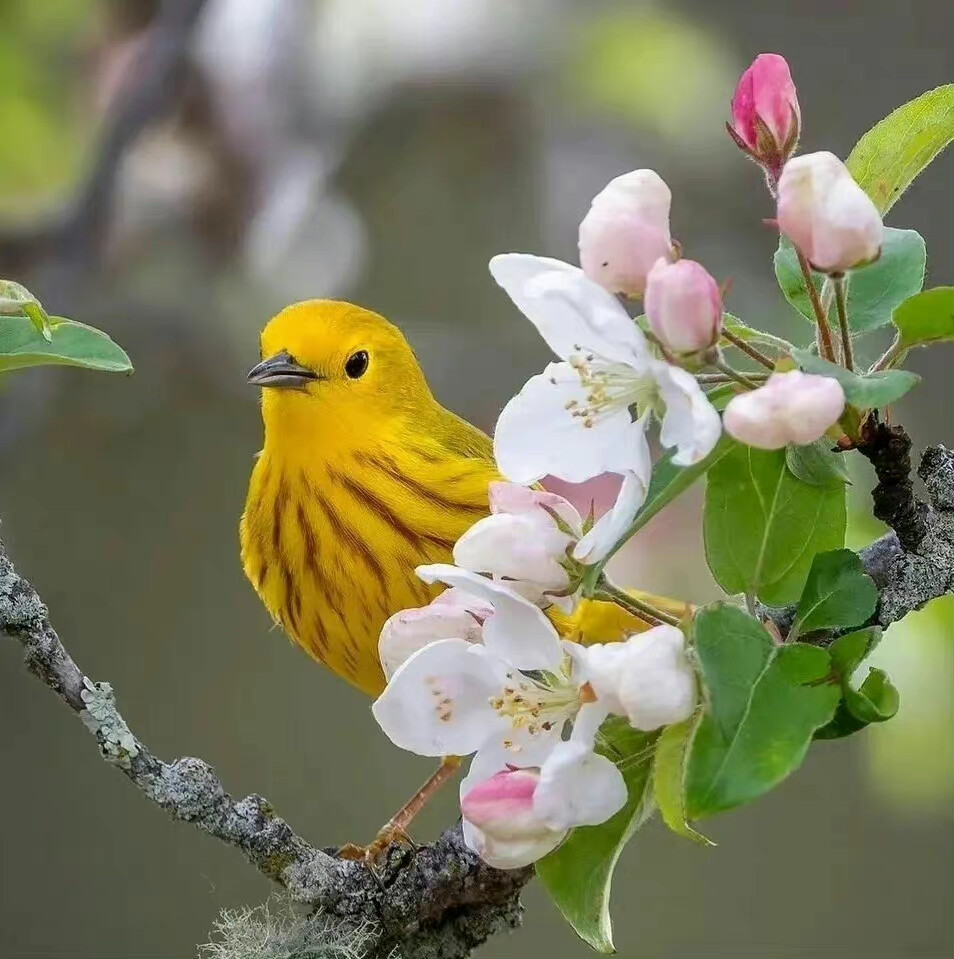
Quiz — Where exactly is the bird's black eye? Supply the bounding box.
[345,350,369,379]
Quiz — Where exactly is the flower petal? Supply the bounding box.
[488,481,583,534]
[489,253,648,366]
[378,595,488,680]
[533,740,628,831]
[372,640,507,757]
[617,625,697,730]
[462,819,566,870]
[568,700,612,749]
[459,740,569,868]
[573,469,647,564]
[416,565,563,671]
[654,361,722,465]
[453,512,573,592]
[494,364,643,484]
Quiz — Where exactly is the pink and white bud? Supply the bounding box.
[644,258,723,353]
[723,370,846,450]
[453,482,584,602]
[378,587,492,679]
[578,170,674,297]
[728,53,801,177]
[575,625,696,730]
[461,768,567,869]
[776,152,884,274]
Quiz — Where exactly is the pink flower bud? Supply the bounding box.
[644,258,723,353]
[728,53,800,177]
[579,170,673,296]
[461,768,567,868]
[776,151,884,274]
[723,370,846,450]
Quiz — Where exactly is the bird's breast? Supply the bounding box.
[241,446,496,697]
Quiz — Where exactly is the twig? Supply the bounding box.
[596,581,682,627]
[709,358,760,390]
[832,274,854,371]
[0,537,530,959]
[794,247,836,361]
[720,329,776,370]
[870,335,902,373]
[858,420,928,551]
[696,373,769,384]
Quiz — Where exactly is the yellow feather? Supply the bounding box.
[241,300,498,696]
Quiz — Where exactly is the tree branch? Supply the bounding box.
[858,419,928,551]
[0,536,530,959]
[760,441,954,637]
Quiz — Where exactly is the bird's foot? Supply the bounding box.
[336,822,417,866]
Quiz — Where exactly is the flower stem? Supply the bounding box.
[871,335,903,373]
[794,246,836,361]
[832,273,854,371]
[710,358,760,390]
[720,328,776,370]
[595,580,681,628]
[696,372,769,384]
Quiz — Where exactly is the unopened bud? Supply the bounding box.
[461,767,566,869]
[728,53,801,178]
[776,152,883,274]
[644,258,723,353]
[723,370,846,450]
[579,170,674,296]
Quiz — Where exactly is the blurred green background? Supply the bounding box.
[0,1,951,957]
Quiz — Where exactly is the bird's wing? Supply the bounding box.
[431,408,495,463]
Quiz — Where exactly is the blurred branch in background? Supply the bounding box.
[0,0,208,283]
[0,532,531,959]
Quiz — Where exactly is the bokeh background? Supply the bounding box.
[0,1,951,957]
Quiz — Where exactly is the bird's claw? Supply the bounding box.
[336,823,417,869]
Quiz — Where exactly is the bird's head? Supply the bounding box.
[249,300,432,446]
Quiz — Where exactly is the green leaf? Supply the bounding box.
[774,229,926,334]
[893,286,954,352]
[846,83,954,215]
[0,315,133,374]
[851,668,900,723]
[653,713,714,846]
[790,549,878,641]
[773,236,819,323]
[785,440,851,488]
[844,229,926,334]
[791,349,919,409]
[828,626,882,678]
[721,314,796,355]
[537,720,657,953]
[703,444,846,606]
[685,604,840,818]
[815,628,900,739]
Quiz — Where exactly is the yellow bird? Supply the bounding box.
[240,299,673,850]
[241,299,499,699]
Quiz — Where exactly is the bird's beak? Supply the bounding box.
[247,350,320,390]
